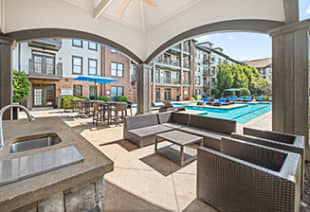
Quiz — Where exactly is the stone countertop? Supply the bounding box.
[0,117,113,211]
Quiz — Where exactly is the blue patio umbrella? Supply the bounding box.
[74,75,119,84]
[74,75,119,98]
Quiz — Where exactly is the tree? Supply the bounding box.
[240,88,251,96]
[231,65,248,89]
[216,64,233,94]
[13,70,30,103]
[256,78,272,96]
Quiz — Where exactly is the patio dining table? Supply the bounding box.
[88,100,127,125]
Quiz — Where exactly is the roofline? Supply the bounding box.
[196,45,242,64]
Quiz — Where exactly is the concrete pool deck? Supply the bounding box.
[19,108,272,211]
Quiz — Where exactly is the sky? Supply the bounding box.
[195,0,310,62]
[195,33,271,62]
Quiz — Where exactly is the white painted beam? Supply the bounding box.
[283,0,299,24]
[93,0,111,20]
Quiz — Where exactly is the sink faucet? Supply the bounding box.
[0,104,35,151]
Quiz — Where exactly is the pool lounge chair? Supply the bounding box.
[203,98,210,103]
[256,96,263,101]
[152,102,164,107]
[219,98,230,105]
[160,101,185,112]
[228,96,237,102]
[237,96,244,101]
[163,101,184,108]
[243,96,252,102]
[212,100,222,106]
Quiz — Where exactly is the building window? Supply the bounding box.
[88,58,97,75]
[111,86,124,99]
[195,76,201,86]
[72,39,83,48]
[32,51,55,75]
[88,41,98,51]
[89,85,97,100]
[111,62,124,77]
[110,48,120,54]
[72,56,83,74]
[73,85,83,97]
[164,88,171,100]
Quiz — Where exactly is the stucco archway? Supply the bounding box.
[5,28,143,64]
[145,19,284,64]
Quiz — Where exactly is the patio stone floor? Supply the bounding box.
[20,109,272,212]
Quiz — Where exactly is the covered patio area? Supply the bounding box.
[0,0,309,211]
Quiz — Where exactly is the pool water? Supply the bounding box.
[185,103,272,124]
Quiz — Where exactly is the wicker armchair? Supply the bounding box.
[197,137,301,212]
[232,127,305,197]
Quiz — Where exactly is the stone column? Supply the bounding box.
[271,28,309,159]
[0,36,13,120]
[136,64,152,114]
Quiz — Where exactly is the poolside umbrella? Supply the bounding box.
[224,88,240,92]
[224,88,240,98]
[74,75,119,99]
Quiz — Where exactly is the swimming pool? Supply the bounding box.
[185,103,272,124]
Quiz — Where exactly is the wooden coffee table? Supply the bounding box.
[155,130,204,166]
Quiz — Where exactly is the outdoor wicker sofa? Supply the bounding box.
[124,112,237,150]
[231,127,305,196]
[197,136,302,212]
[123,113,173,147]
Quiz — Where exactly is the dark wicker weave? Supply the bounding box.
[197,137,302,212]
[232,127,305,197]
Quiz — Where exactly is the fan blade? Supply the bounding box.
[142,0,157,7]
[119,0,130,15]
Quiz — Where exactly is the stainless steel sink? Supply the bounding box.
[9,133,62,153]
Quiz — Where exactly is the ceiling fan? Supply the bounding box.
[119,0,158,15]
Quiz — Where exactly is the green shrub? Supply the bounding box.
[61,96,88,109]
[13,70,30,103]
[96,96,112,102]
[62,96,74,109]
[77,96,89,101]
[192,95,198,100]
[116,96,129,102]
[240,88,251,97]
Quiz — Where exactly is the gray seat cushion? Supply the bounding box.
[161,123,186,129]
[128,125,172,138]
[181,126,227,139]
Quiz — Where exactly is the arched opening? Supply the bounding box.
[11,35,139,111]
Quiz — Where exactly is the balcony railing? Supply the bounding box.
[28,59,63,80]
[155,77,181,86]
[158,57,181,67]
[28,39,62,51]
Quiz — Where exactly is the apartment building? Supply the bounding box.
[100,46,136,102]
[244,58,272,80]
[13,39,135,108]
[195,41,241,96]
[151,40,195,102]
[12,39,101,108]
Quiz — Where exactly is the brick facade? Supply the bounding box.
[101,46,135,102]
[25,78,100,108]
